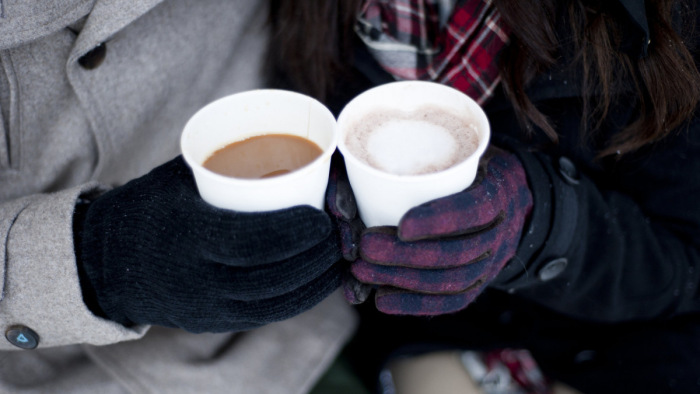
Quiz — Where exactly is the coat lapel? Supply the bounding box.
[69,0,165,63]
[0,0,95,50]
[617,0,650,57]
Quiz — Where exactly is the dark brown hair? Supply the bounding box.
[266,0,700,157]
[266,0,361,101]
[496,0,700,156]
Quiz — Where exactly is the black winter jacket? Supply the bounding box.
[328,0,700,324]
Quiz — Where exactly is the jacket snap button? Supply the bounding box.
[5,325,40,349]
[557,157,580,185]
[538,257,568,281]
[78,43,107,70]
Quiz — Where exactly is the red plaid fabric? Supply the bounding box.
[461,349,552,394]
[356,0,510,104]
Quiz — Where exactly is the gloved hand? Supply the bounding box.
[333,147,533,315]
[325,152,372,303]
[75,156,342,333]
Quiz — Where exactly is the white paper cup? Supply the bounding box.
[181,89,337,211]
[337,81,490,227]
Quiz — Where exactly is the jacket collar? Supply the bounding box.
[0,0,164,56]
[618,0,650,58]
[68,0,164,63]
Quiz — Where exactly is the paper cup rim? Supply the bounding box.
[180,89,338,186]
[336,81,490,183]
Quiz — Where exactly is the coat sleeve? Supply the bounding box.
[491,114,700,323]
[0,183,148,350]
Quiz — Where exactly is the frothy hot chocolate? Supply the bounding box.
[344,105,479,175]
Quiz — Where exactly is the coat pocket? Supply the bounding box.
[0,51,20,170]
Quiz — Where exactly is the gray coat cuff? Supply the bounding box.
[0,183,147,350]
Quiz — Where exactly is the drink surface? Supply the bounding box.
[344,105,479,175]
[203,134,323,179]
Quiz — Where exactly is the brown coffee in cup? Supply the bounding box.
[203,134,323,179]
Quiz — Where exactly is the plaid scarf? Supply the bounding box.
[356,0,510,104]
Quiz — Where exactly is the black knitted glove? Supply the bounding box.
[75,156,343,333]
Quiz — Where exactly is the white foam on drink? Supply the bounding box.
[366,120,456,175]
[345,106,479,175]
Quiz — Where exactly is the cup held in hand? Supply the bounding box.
[337,81,490,227]
[181,90,338,212]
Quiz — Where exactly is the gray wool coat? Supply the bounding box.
[0,0,357,392]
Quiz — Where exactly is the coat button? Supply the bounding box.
[78,43,107,70]
[5,325,39,349]
[557,157,580,185]
[538,257,568,281]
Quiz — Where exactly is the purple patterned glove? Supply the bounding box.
[325,151,372,303]
[351,147,533,315]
